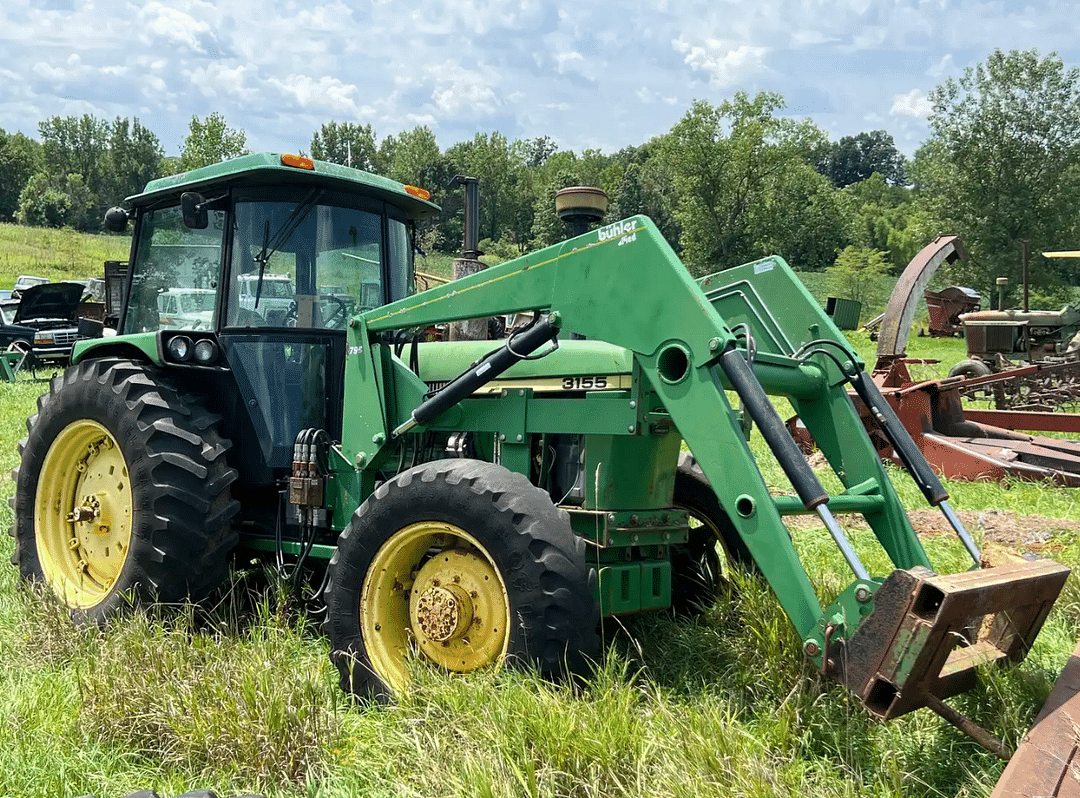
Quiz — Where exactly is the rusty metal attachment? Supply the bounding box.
[956,359,1080,412]
[991,640,1080,796]
[871,364,1080,485]
[792,231,1080,485]
[788,364,1080,486]
[836,560,1069,722]
[874,234,969,362]
[924,286,981,337]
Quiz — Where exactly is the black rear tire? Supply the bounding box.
[948,358,992,380]
[324,459,599,701]
[670,452,756,617]
[9,358,239,622]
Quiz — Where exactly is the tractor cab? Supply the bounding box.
[87,152,439,491]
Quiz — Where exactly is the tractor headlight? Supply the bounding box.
[167,335,192,362]
[193,338,218,364]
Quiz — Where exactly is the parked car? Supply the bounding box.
[0,304,34,354]
[235,273,295,325]
[11,274,49,300]
[0,282,98,365]
[157,288,217,329]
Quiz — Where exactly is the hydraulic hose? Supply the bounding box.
[393,316,558,437]
[847,369,949,506]
[718,346,829,510]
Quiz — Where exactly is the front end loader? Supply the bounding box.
[9,153,1072,763]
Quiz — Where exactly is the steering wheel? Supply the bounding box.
[233,308,265,328]
[321,294,350,329]
[282,300,298,328]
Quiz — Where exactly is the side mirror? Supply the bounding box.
[181,192,208,229]
[103,206,130,232]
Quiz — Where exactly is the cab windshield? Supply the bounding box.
[226,198,411,330]
[122,194,414,334]
[122,205,225,334]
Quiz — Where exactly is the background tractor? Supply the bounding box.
[9,153,1070,753]
[949,258,1080,380]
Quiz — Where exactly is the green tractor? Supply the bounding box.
[10,154,1069,738]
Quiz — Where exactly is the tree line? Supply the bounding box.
[2,48,1079,302]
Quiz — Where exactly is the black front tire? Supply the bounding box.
[9,358,240,621]
[670,453,755,617]
[323,459,600,701]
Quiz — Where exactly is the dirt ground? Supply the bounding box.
[787,506,1079,561]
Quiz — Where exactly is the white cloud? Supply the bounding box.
[555,51,586,75]
[672,37,769,87]
[138,2,213,52]
[190,62,258,101]
[927,54,956,80]
[890,89,933,119]
[791,29,832,47]
[4,0,1080,162]
[636,87,678,105]
[267,75,373,117]
[426,63,498,116]
[851,26,889,50]
[32,54,129,85]
[33,56,88,83]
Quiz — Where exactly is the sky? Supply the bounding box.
[2,0,1078,162]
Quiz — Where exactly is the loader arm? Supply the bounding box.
[340,216,1068,727]
[351,217,841,633]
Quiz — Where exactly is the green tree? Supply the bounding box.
[843,173,921,271]
[913,48,1080,296]
[521,149,584,248]
[753,162,852,271]
[522,135,558,168]
[826,246,889,305]
[655,93,835,274]
[103,117,164,203]
[608,154,681,250]
[0,129,43,221]
[530,169,580,248]
[381,126,446,189]
[38,115,109,199]
[446,132,525,245]
[310,122,378,171]
[380,126,453,252]
[818,130,907,188]
[180,113,247,171]
[35,115,163,224]
[16,172,95,229]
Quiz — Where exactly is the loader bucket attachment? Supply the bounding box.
[839,559,1070,719]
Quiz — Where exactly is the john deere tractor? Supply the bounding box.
[10,154,1070,743]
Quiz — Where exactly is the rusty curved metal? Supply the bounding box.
[875,235,969,364]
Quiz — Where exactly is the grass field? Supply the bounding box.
[2,228,1079,797]
[0,223,130,288]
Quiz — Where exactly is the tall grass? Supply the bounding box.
[3,374,1077,798]
[1,235,1079,797]
[0,223,129,288]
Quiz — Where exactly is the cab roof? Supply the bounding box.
[129,153,441,220]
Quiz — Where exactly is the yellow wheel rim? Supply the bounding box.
[361,521,511,693]
[34,420,132,609]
